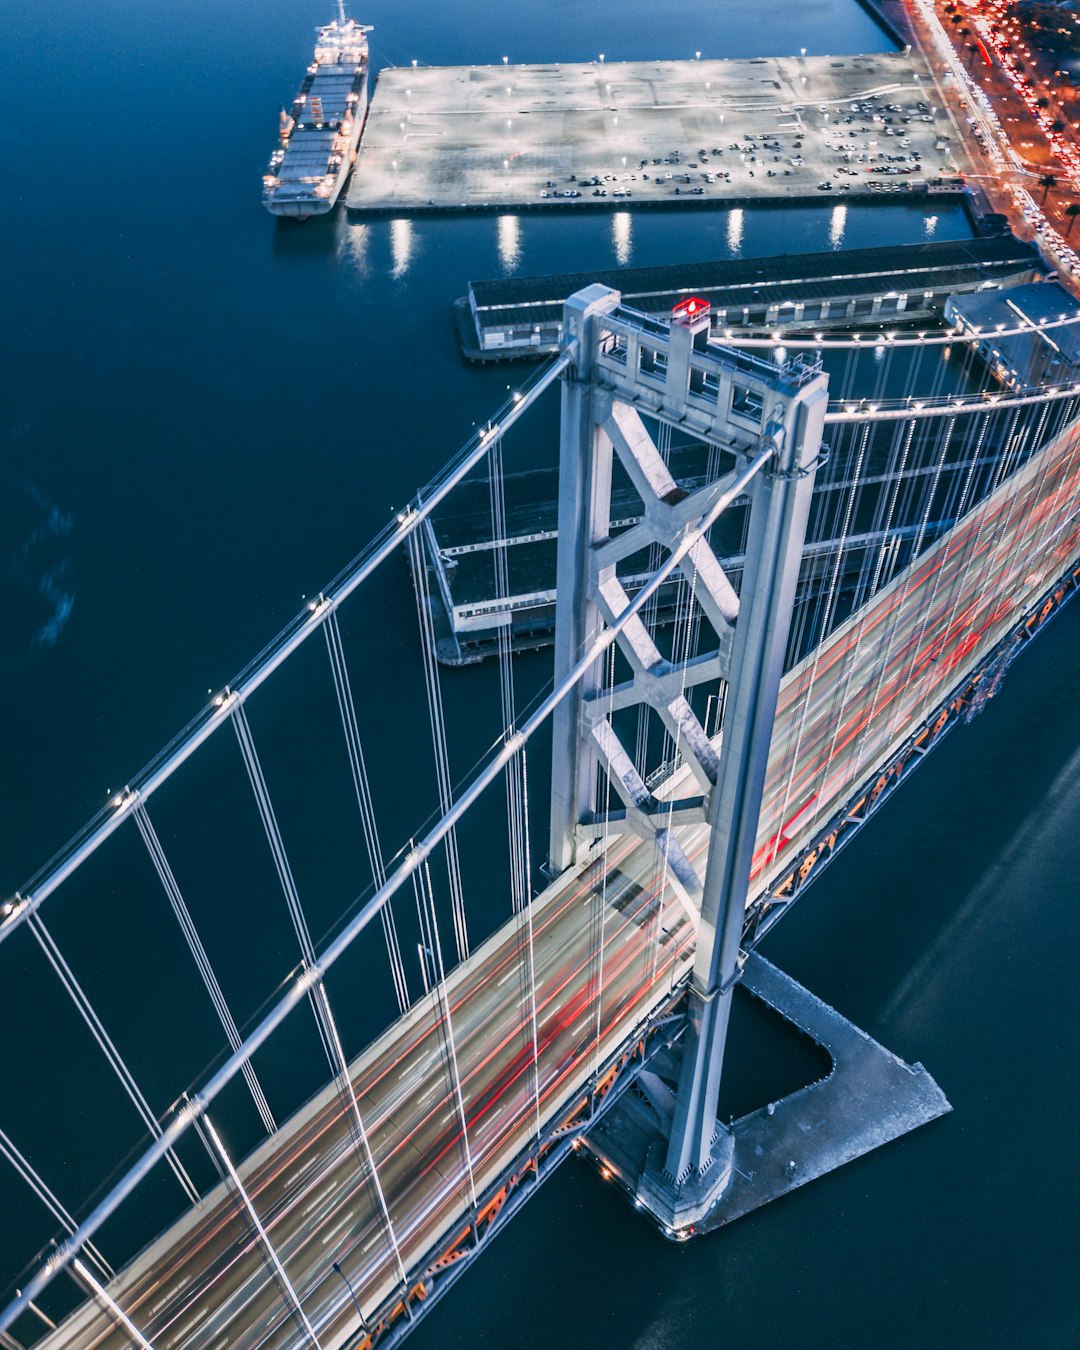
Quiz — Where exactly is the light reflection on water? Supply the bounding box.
[340,219,371,276]
[497,214,522,271]
[830,203,847,249]
[612,210,632,265]
[726,206,744,256]
[390,217,413,277]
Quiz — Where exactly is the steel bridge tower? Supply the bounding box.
[548,285,947,1232]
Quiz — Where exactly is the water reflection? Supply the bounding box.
[924,213,940,238]
[340,219,371,277]
[611,211,632,266]
[726,207,744,257]
[829,204,847,250]
[390,218,413,278]
[497,215,521,272]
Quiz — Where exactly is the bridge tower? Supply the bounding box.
[549,285,948,1233]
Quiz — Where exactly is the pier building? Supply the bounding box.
[456,237,1040,361]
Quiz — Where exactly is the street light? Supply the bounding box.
[331,1263,366,1332]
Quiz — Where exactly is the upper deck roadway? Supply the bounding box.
[36,404,1080,1350]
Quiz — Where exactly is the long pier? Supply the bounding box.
[346,52,958,213]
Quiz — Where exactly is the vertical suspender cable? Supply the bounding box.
[0,1129,113,1282]
[25,912,200,1205]
[132,803,277,1136]
[322,611,410,1013]
[488,437,527,915]
[306,974,410,1290]
[71,1259,155,1350]
[419,860,478,1209]
[230,701,404,1269]
[487,438,543,1149]
[518,747,543,1154]
[232,703,317,965]
[201,1116,322,1349]
[231,702,339,1070]
[647,546,700,995]
[407,524,470,963]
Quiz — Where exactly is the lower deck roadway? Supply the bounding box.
[346,53,957,213]
[34,405,1080,1350]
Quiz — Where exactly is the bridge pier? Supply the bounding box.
[585,951,951,1236]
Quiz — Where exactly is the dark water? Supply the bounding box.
[1,0,1077,1344]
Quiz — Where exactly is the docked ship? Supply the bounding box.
[263,7,371,218]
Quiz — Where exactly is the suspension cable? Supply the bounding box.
[322,612,410,1014]
[488,435,527,916]
[420,859,478,1210]
[648,544,700,996]
[25,912,200,1205]
[590,639,617,1099]
[71,1258,154,1349]
[132,803,276,1136]
[201,1115,322,1348]
[231,702,388,1189]
[518,747,543,1154]
[0,1129,113,1282]
[487,437,544,1151]
[306,973,410,1290]
[407,526,470,963]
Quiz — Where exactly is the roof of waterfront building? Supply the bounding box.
[467,237,1041,333]
[947,280,1080,387]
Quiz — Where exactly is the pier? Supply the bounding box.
[346,52,958,213]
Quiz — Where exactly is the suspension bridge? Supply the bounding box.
[3,281,1080,1350]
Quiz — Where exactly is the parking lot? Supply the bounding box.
[345,52,959,212]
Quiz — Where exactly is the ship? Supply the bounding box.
[263,6,371,218]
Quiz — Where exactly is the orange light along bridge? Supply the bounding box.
[3,287,1080,1350]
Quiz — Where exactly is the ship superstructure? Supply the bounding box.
[263,11,371,218]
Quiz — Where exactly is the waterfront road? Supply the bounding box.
[36,408,1080,1350]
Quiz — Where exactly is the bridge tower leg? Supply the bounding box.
[548,284,622,876]
[641,361,824,1226]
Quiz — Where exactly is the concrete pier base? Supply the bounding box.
[583,950,951,1238]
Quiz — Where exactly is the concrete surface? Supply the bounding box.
[346,52,958,212]
[584,950,952,1236]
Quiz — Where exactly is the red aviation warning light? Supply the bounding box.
[671,296,711,347]
[672,297,710,322]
